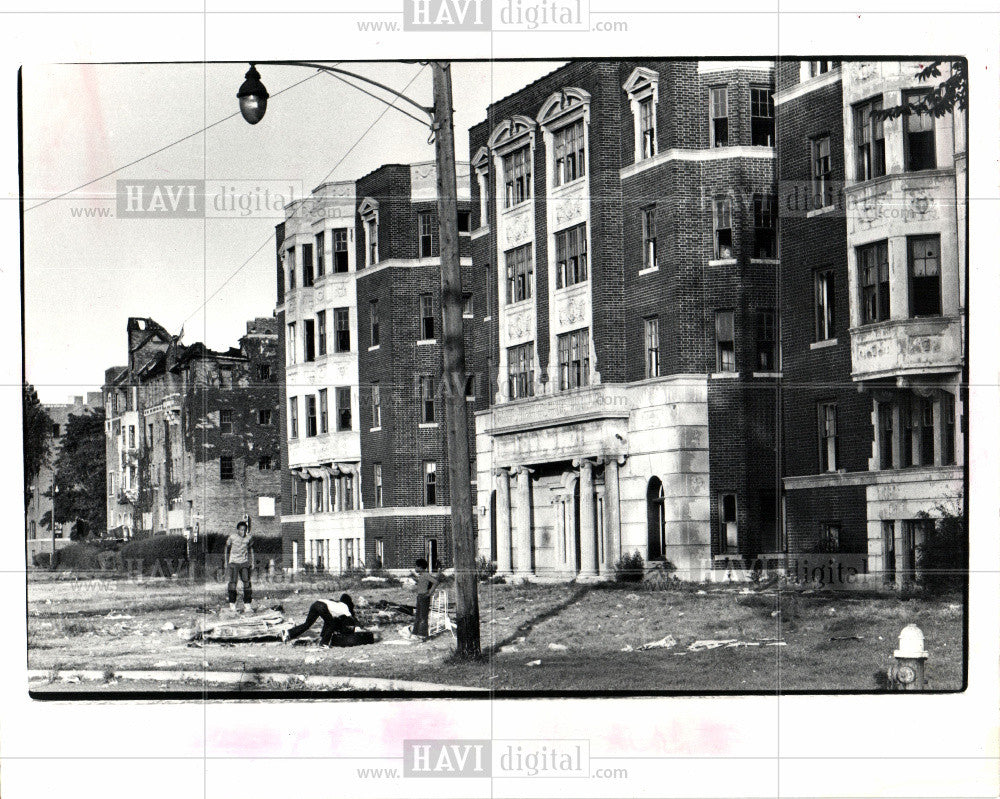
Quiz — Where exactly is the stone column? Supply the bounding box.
[602,457,622,575]
[513,466,533,577]
[577,459,598,578]
[494,469,513,575]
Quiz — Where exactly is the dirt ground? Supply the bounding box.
[26,574,965,693]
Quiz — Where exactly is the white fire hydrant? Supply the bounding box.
[887,623,928,690]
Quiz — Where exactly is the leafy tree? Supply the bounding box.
[52,408,107,538]
[22,384,52,508]
[876,60,967,120]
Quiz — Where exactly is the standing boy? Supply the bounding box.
[225,514,255,613]
[409,557,438,638]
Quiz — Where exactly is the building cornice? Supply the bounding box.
[621,146,775,180]
[773,68,842,107]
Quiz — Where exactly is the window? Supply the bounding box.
[905,394,935,466]
[943,392,956,466]
[811,136,832,207]
[258,455,273,471]
[484,266,492,318]
[318,388,329,434]
[302,243,314,287]
[316,310,327,356]
[457,210,472,233]
[257,363,271,381]
[418,211,437,258]
[641,206,657,270]
[720,492,737,552]
[423,461,437,505]
[557,328,590,391]
[818,402,838,472]
[420,294,435,340]
[334,308,351,352]
[756,309,777,371]
[854,96,886,180]
[220,409,233,435]
[303,319,316,362]
[502,145,531,209]
[879,402,894,469]
[820,523,841,552]
[908,235,942,317]
[808,60,831,77]
[644,317,660,378]
[333,229,349,272]
[552,118,585,186]
[903,91,936,171]
[715,310,736,372]
[505,244,533,304]
[365,218,378,266]
[639,96,656,159]
[220,455,234,481]
[258,408,272,426]
[507,342,535,400]
[713,196,733,259]
[426,539,438,570]
[419,375,436,423]
[287,247,296,290]
[374,463,383,508]
[305,395,318,437]
[751,194,776,259]
[315,231,325,277]
[555,223,588,288]
[709,87,728,147]
[814,269,836,341]
[858,240,890,324]
[749,86,774,147]
[371,383,381,428]
[369,300,380,346]
[463,293,474,318]
[336,387,352,431]
[128,425,135,448]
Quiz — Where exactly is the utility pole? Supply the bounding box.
[431,61,481,659]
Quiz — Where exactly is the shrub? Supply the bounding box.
[614,551,646,583]
[32,552,53,569]
[475,556,498,583]
[53,543,102,570]
[118,535,189,576]
[917,503,966,595]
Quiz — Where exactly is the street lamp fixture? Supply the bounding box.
[237,61,481,658]
[237,64,269,125]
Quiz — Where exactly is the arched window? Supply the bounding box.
[647,477,666,560]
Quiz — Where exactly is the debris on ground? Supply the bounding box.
[687,638,785,651]
[197,610,292,642]
[638,635,677,651]
[526,659,541,667]
[160,622,176,631]
[829,635,864,641]
[105,612,132,620]
[620,644,634,652]
[548,643,568,651]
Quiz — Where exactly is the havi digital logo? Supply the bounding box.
[404,0,490,30]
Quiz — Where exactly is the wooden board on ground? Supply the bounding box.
[199,610,292,642]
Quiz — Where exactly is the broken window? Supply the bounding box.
[811,135,832,207]
[908,235,942,317]
[715,310,735,372]
[814,268,836,341]
[818,401,838,472]
[552,118,586,186]
[644,317,660,378]
[903,91,936,172]
[336,387,352,431]
[557,328,590,391]
[713,196,733,259]
[858,240,890,324]
[709,86,728,147]
[505,244,533,304]
[555,223,588,288]
[507,342,534,400]
[502,145,532,208]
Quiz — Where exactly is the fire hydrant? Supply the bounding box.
[887,623,928,690]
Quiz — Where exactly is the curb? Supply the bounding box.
[27,669,476,692]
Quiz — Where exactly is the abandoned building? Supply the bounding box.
[103,316,282,540]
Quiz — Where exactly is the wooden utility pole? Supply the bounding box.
[430,61,481,659]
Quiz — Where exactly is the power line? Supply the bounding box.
[24,70,322,213]
[180,64,428,327]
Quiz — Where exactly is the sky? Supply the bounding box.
[21,60,564,404]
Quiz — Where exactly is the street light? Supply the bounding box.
[238,61,481,659]
[236,64,269,125]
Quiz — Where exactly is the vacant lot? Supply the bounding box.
[26,574,964,693]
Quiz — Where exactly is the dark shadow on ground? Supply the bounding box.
[484,585,593,657]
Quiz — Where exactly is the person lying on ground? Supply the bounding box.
[283,593,364,646]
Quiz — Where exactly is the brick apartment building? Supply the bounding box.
[274,164,475,573]
[25,392,103,562]
[776,60,966,585]
[103,317,281,540]
[469,60,781,580]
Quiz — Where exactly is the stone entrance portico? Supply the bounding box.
[476,378,712,581]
